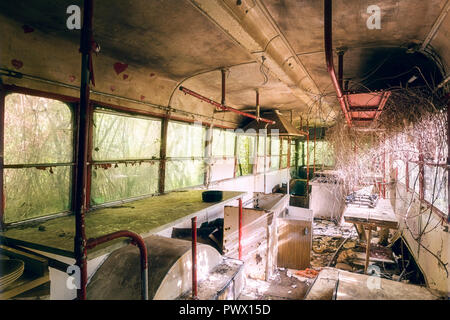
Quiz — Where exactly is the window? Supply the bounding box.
[270,136,280,170]
[210,128,235,182]
[424,164,448,215]
[393,159,406,185]
[90,109,161,205]
[212,128,235,157]
[256,133,269,173]
[290,140,297,167]
[165,121,205,191]
[4,93,74,223]
[408,161,420,195]
[236,133,256,177]
[280,138,289,169]
[302,140,334,167]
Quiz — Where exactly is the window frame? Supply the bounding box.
[1,89,77,227]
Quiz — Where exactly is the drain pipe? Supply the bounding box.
[324,0,352,127]
[86,231,149,300]
[191,217,198,299]
[74,0,94,300]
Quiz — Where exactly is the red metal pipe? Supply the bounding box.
[179,86,275,124]
[324,0,352,127]
[238,198,243,260]
[86,230,148,300]
[74,0,94,300]
[191,217,198,299]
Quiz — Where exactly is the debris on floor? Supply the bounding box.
[239,267,312,300]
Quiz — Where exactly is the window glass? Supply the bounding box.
[91,109,161,205]
[424,165,448,215]
[93,111,161,160]
[290,141,296,167]
[212,128,235,157]
[165,121,206,190]
[270,137,280,170]
[167,121,205,158]
[91,162,159,205]
[236,135,255,177]
[408,162,420,194]
[4,93,73,223]
[165,160,204,191]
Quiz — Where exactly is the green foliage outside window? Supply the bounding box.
[236,134,255,177]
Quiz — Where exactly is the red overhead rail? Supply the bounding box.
[179,86,275,125]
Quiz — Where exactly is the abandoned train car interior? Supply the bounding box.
[0,0,448,303]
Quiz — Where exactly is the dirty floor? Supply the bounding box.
[239,218,360,300]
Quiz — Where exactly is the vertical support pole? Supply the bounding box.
[419,141,424,201]
[364,227,372,274]
[405,153,409,191]
[338,50,344,91]
[313,125,317,174]
[85,103,93,210]
[191,216,198,299]
[382,135,386,199]
[287,137,291,169]
[159,113,169,194]
[263,128,267,193]
[238,198,243,260]
[447,96,450,223]
[75,0,94,300]
[254,90,260,175]
[306,120,310,198]
[204,124,213,188]
[0,86,4,230]
[221,69,226,106]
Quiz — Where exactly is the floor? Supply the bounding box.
[239,218,360,300]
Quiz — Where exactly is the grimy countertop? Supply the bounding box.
[0,190,244,259]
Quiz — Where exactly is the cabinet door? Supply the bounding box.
[277,218,312,270]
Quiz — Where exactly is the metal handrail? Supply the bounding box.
[86,230,149,300]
